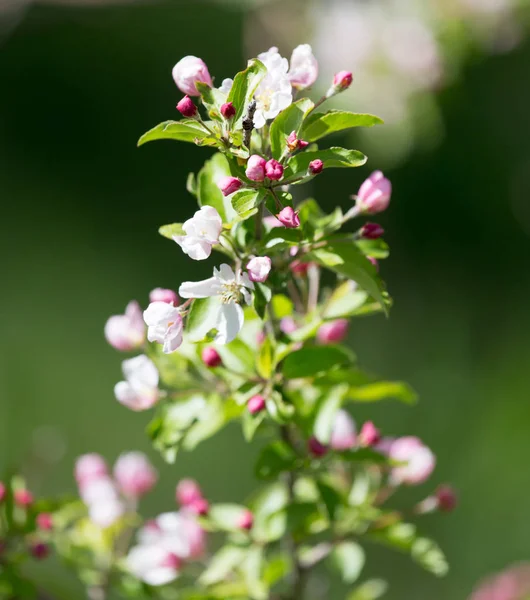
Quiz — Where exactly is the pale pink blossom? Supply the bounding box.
[80,476,125,528]
[172,56,212,97]
[173,206,222,261]
[114,355,160,411]
[356,171,392,214]
[149,288,179,306]
[143,302,183,354]
[247,256,272,283]
[330,410,357,450]
[246,155,267,182]
[288,44,318,89]
[389,436,436,485]
[75,453,108,487]
[218,176,243,196]
[176,479,203,507]
[104,301,145,351]
[113,452,158,498]
[317,319,349,344]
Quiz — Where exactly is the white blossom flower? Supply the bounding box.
[288,44,319,89]
[253,47,293,129]
[114,355,159,411]
[104,301,145,351]
[143,302,183,354]
[219,78,233,95]
[179,264,254,344]
[173,206,223,261]
[79,476,124,528]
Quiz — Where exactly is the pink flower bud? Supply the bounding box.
[330,410,357,451]
[220,102,236,119]
[277,206,300,228]
[368,257,379,271]
[75,454,108,487]
[105,301,145,352]
[245,155,267,182]
[149,288,179,306]
[218,176,243,196]
[435,485,458,512]
[188,497,209,516]
[280,317,297,335]
[288,44,318,90]
[359,421,381,447]
[333,70,353,90]
[202,347,222,368]
[360,222,385,239]
[176,95,197,118]
[176,479,203,507]
[286,131,309,153]
[172,56,213,97]
[237,509,254,530]
[308,437,328,457]
[317,319,349,344]
[356,171,392,214]
[389,437,436,486]
[290,260,312,276]
[309,159,324,174]
[36,513,53,531]
[30,542,49,560]
[248,394,266,415]
[247,256,272,283]
[113,452,158,498]
[0,482,5,503]
[14,489,33,507]
[265,159,284,181]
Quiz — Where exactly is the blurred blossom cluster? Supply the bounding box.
[469,563,530,600]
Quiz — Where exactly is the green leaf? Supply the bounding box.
[253,281,272,320]
[242,410,266,442]
[243,546,267,600]
[270,98,315,159]
[199,545,247,586]
[249,483,289,543]
[370,523,448,577]
[355,239,390,259]
[228,59,267,126]
[323,281,369,319]
[187,297,220,342]
[231,189,263,222]
[197,81,226,121]
[263,227,302,250]
[346,381,417,405]
[158,222,184,240]
[282,345,354,379]
[347,579,388,600]
[330,541,365,584]
[316,480,343,521]
[301,110,384,142]
[340,448,388,464]
[263,553,292,587]
[266,390,295,424]
[208,503,249,532]
[308,238,390,315]
[255,441,297,480]
[256,336,275,379]
[271,294,293,319]
[285,147,367,179]
[216,338,256,374]
[138,119,213,146]
[313,384,349,444]
[197,153,237,222]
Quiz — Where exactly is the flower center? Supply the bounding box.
[256,88,273,112]
[219,281,243,305]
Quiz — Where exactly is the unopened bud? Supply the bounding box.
[246,155,267,182]
[218,176,243,196]
[202,347,222,368]
[14,489,33,507]
[286,130,309,153]
[238,509,254,530]
[368,257,378,271]
[220,102,236,119]
[247,256,272,283]
[0,482,5,503]
[265,159,284,181]
[189,497,209,516]
[435,485,458,512]
[308,437,328,457]
[317,319,349,344]
[309,159,324,175]
[30,542,49,560]
[248,394,266,415]
[356,171,392,215]
[149,288,179,306]
[333,71,353,90]
[360,222,385,240]
[176,95,197,118]
[359,421,380,447]
[176,479,203,507]
[277,206,300,228]
[36,513,53,531]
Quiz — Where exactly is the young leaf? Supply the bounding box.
[355,239,390,260]
[346,381,418,405]
[256,336,275,379]
[254,440,297,480]
[313,384,349,443]
[347,579,388,600]
[285,147,367,179]
[282,345,355,379]
[231,189,264,221]
[330,541,365,584]
[227,59,267,125]
[308,239,390,315]
[158,222,184,240]
[138,120,214,146]
[269,98,315,159]
[208,503,249,531]
[198,153,237,222]
[323,281,369,319]
[186,297,220,342]
[253,281,272,321]
[199,545,247,586]
[301,110,384,142]
[197,81,226,121]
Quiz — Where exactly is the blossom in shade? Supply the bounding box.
[360,222,385,239]
[253,47,293,129]
[359,421,381,447]
[389,436,436,485]
[14,489,33,507]
[80,476,124,528]
[220,102,236,119]
[75,453,108,487]
[173,205,222,261]
[176,479,203,507]
[114,355,160,411]
[180,510,207,558]
[30,543,49,560]
[288,44,318,89]
[179,264,254,345]
[36,513,53,531]
[237,509,254,530]
[265,159,284,181]
[127,545,182,586]
[113,452,158,498]
[469,563,530,600]
[201,347,222,368]
[176,96,197,118]
[104,301,145,352]
[309,159,324,174]
[188,497,209,516]
[435,485,458,512]
[143,302,183,354]
[277,206,300,228]
[0,482,6,503]
[356,171,392,214]
[308,437,328,457]
[172,56,212,97]
[246,155,267,182]
[247,394,266,414]
[317,319,349,344]
[218,176,243,196]
[246,256,272,283]
[330,410,357,451]
[149,288,179,306]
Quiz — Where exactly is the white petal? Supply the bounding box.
[122,355,159,388]
[215,302,244,344]
[179,277,220,299]
[143,302,179,328]
[253,109,266,129]
[162,322,183,354]
[174,236,212,261]
[214,263,236,283]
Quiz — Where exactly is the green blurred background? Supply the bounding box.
[2,0,530,598]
